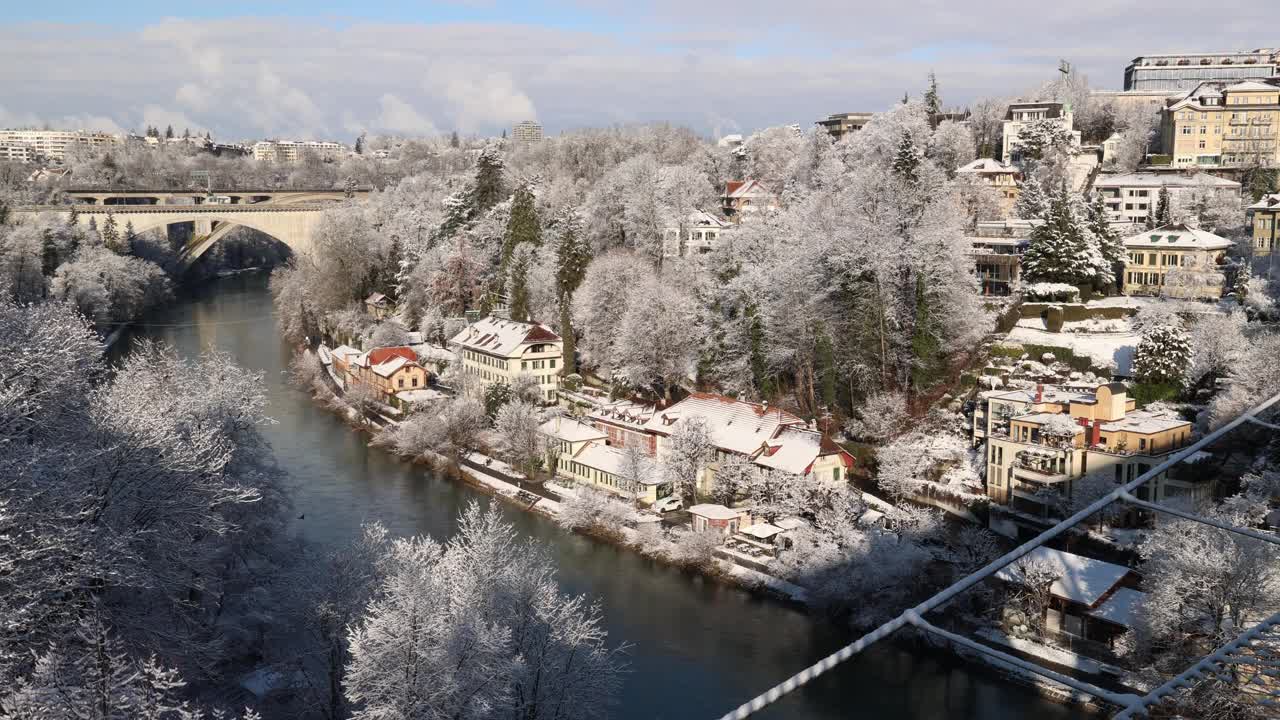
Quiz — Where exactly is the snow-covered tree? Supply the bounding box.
[1188,311,1248,390]
[662,417,712,503]
[1132,323,1191,386]
[1012,118,1074,164]
[571,250,654,374]
[710,453,756,506]
[557,487,634,535]
[1021,183,1105,285]
[614,273,699,398]
[346,503,625,720]
[1085,191,1126,289]
[927,120,976,175]
[494,399,542,474]
[1013,176,1049,220]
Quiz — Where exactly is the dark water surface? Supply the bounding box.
[117,272,1086,720]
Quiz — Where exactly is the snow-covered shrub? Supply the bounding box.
[1132,324,1191,386]
[1023,282,1080,303]
[557,487,635,536]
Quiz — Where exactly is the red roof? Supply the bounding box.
[724,180,745,196]
[368,346,417,365]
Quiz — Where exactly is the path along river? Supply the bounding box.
[115,272,1087,720]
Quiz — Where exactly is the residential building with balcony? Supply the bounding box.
[512,120,543,142]
[1122,223,1232,299]
[1160,79,1280,168]
[817,112,874,142]
[1093,172,1240,227]
[662,209,731,258]
[0,129,122,162]
[1125,49,1280,92]
[978,383,1195,518]
[957,158,1021,215]
[967,236,1026,296]
[721,180,780,224]
[251,139,346,163]
[1249,193,1280,255]
[1002,102,1080,165]
[449,316,563,402]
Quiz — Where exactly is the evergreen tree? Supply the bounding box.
[1014,177,1050,220]
[41,228,59,277]
[101,212,124,253]
[909,275,942,391]
[1226,259,1251,304]
[1086,191,1126,289]
[814,325,837,408]
[745,303,774,399]
[1148,184,1172,229]
[902,91,910,105]
[471,145,506,213]
[554,208,590,297]
[434,191,473,243]
[502,182,540,267]
[1021,182,1105,285]
[450,130,461,148]
[123,221,136,254]
[1245,165,1279,201]
[559,295,577,375]
[164,124,174,139]
[354,133,365,155]
[891,129,922,184]
[923,71,941,125]
[182,127,190,139]
[1133,323,1191,386]
[506,245,531,322]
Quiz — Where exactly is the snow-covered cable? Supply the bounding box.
[713,390,1280,720]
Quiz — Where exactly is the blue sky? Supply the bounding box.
[1,2,1275,140]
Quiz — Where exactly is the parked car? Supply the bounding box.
[652,496,683,513]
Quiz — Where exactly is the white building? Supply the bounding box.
[449,316,563,402]
[512,120,543,142]
[1094,172,1241,226]
[252,139,346,163]
[1001,102,1080,165]
[662,209,731,258]
[0,129,121,162]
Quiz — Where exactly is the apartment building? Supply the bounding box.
[1160,79,1280,168]
[662,209,731,258]
[816,112,874,142]
[721,180,780,223]
[449,316,563,402]
[1249,192,1280,255]
[1125,49,1280,92]
[252,139,346,163]
[1002,102,1080,165]
[512,120,543,142]
[0,129,121,161]
[1093,172,1240,226]
[977,383,1195,518]
[1123,223,1232,299]
[0,144,33,163]
[957,158,1021,215]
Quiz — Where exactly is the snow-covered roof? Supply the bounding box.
[741,522,783,540]
[317,346,333,365]
[449,316,561,358]
[1123,224,1233,251]
[1087,587,1147,628]
[643,393,805,456]
[995,547,1133,607]
[689,504,740,520]
[331,345,362,363]
[1248,193,1280,210]
[723,180,773,200]
[571,443,627,478]
[538,417,607,444]
[1094,172,1240,190]
[752,426,848,476]
[371,356,412,378]
[1224,80,1280,93]
[774,517,807,531]
[1099,409,1191,435]
[683,209,730,228]
[589,399,657,430]
[1014,411,1077,426]
[986,385,1099,406]
[365,292,388,305]
[957,158,1018,175]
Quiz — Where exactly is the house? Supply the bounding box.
[752,426,855,484]
[663,210,731,258]
[957,158,1022,215]
[1002,102,1081,165]
[721,180,780,224]
[449,316,563,402]
[587,399,658,454]
[559,442,674,504]
[365,292,392,320]
[1093,172,1240,226]
[539,416,606,475]
[689,504,743,535]
[347,346,430,399]
[978,383,1196,519]
[968,236,1027,296]
[995,546,1146,647]
[1122,223,1232,300]
[1249,192,1280,255]
[1159,79,1280,168]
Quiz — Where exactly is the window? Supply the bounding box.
[1199,140,1207,149]
[832,467,841,482]
[397,378,404,388]
[1200,125,1208,134]
[1139,438,1147,450]
[1181,126,1193,135]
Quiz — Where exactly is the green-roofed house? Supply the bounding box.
[1122,223,1233,300]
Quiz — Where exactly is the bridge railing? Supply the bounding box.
[715,391,1280,720]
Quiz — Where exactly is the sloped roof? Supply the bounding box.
[538,417,607,444]
[723,180,773,199]
[449,316,561,357]
[995,546,1133,607]
[1224,80,1280,92]
[1248,193,1280,210]
[1094,172,1239,190]
[1087,587,1147,628]
[752,426,850,475]
[1123,223,1233,251]
[957,158,1019,175]
[365,292,388,305]
[686,209,730,228]
[331,345,362,363]
[368,346,417,366]
[689,504,739,520]
[644,393,805,455]
[371,356,417,378]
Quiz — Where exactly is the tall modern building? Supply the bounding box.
[816,112,874,141]
[0,129,121,162]
[512,120,543,142]
[1124,49,1280,91]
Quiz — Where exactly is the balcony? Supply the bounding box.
[1013,465,1070,485]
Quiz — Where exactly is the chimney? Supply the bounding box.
[1090,420,1102,447]
[1035,384,1044,403]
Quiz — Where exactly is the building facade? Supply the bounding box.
[252,139,346,163]
[816,112,874,142]
[662,209,731,258]
[1250,193,1280,255]
[1125,49,1280,91]
[1093,172,1240,226]
[721,180,780,223]
[449,316,563,402]
[977,383,1195,518]
[512,120,543,142]
[957,158,1022,215]
[1123,223,1232,299]
[0,129,121,162]
[1002,102,1080,165]
[1160,80,1280,168]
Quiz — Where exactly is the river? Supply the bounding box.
[114,272,1086,720]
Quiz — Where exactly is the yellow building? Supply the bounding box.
[1249,192,1280,255]
[1122,223,1232,299]
[957,158,1021,215]
[978,383,1196,517]
[449,316,563,403]
[1161,80,1280,169]
[560,443,674,504]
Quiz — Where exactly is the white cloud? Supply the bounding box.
[372,93,439,136]
[141,105,205,135]
[424,66,536,133]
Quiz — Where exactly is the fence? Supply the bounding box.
[716,391,1280,720]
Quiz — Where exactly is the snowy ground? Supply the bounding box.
[1006,325,1138,375]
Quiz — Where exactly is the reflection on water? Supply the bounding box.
[115,272,1087,720]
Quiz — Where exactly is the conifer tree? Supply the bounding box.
[1086,191,1126,289]
[891,129,922,184]
[164,125,174,139]
[559,295,577,375]
[1021,182,1104,285]
[745,304,774,399]
[506,245,531,322]
[1226,259,1251,304]
[1133,323,1191,386]
[471,145,506,213]
[354,133,365,155]
[101,212,123,253]
[554,208,590,298]
[909,275,942,391]
[502,183,540,267]
[1149,184,1172,229]
[814,326,837,408]
[1014,177,1050,220]
[923,71,941,125]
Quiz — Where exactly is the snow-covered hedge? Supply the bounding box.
[1023,283,1080,303]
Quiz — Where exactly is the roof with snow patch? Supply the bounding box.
[995,546,1134,607]
[449,316,561,358]
[1123,223,1233,251]
[643,393,805,456]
